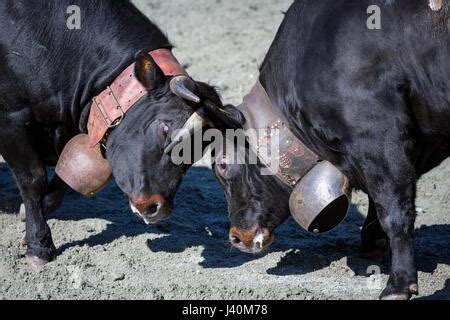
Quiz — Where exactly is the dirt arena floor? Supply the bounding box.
[0,0,449,300]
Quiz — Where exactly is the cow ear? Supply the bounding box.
[135,51,165,91]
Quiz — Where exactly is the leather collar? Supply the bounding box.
[87,49,187,147]
[239,80,320,187]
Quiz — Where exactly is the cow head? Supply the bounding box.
[106,51,221,224]
[212,134,292,254]
[165,98,294,253]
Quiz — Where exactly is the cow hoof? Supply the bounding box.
[18,204,26,222]
[379,283,418,300]
[20,237,27,248]
[25,242,56,267]
[26,255,50,268]
[409,283,419,295]
[380,293,411,300]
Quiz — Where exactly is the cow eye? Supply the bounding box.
[216,156,229,178]
[160,122,170,137]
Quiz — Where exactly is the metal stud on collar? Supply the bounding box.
[92,86,125,129]
[106,86,125,128]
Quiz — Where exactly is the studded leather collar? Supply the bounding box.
[87,49,187,147]
[239,80,320,187]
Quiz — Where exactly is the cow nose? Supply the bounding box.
[130,194,173,224]
[146,201,162,215]
[229,234,242,246]
[228,227,254,250]
[229,226,275,254]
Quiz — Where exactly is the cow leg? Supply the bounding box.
[19,175,69,222]
[353,147,417,299]
[42,175,69,214]
[373,185,417,300]
[360,196,388,260]
[0,130,56,266]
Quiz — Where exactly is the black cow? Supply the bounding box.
[211,0,449,299]
[0,0,222,266]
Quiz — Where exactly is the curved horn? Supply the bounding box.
[164,108,206,154]
[170,76,201,103]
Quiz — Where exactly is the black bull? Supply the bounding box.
[0,0,222,266]
[212,0,449,299]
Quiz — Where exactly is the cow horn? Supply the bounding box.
[170,76,201,103]
[164,108,206,154]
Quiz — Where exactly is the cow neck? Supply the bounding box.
[238,80,320,188]
[87,48,187,147]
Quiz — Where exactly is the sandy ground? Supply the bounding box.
[0,0,449,300]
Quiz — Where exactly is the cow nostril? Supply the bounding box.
[148,203,161,215]
[230,235,242,245]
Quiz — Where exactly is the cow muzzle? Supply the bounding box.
[55,134,112,197]
[130,194,173,224]
[229,225,275,254]
[289,161,352,234]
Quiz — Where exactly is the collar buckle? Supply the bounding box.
[92,86,125,129]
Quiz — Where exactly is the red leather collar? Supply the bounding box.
[87,49,187,147]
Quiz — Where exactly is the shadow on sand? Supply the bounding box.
[1,162,449,299]
[417,279,450,300]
